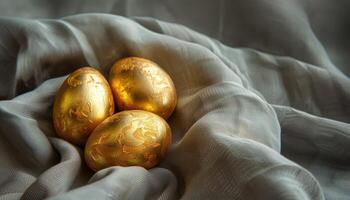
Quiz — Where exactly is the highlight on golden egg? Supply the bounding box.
[109,57,177,119]
[84,110,172,171]
[53,67,115,146]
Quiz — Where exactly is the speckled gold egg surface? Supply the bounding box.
[84,110,172,171]
[109,57,177,119]
[53,67,115,146]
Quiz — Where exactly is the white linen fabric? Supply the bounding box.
[0,1,349,200]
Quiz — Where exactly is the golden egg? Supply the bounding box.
[84,110,172,171]
[53,67,115,146]
[109,57,177,119]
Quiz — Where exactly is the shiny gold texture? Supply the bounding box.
[109,57,177,119]
[53,67,115,146]
[84,110,172,171]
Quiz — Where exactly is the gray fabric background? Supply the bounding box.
[0,0,349,199]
